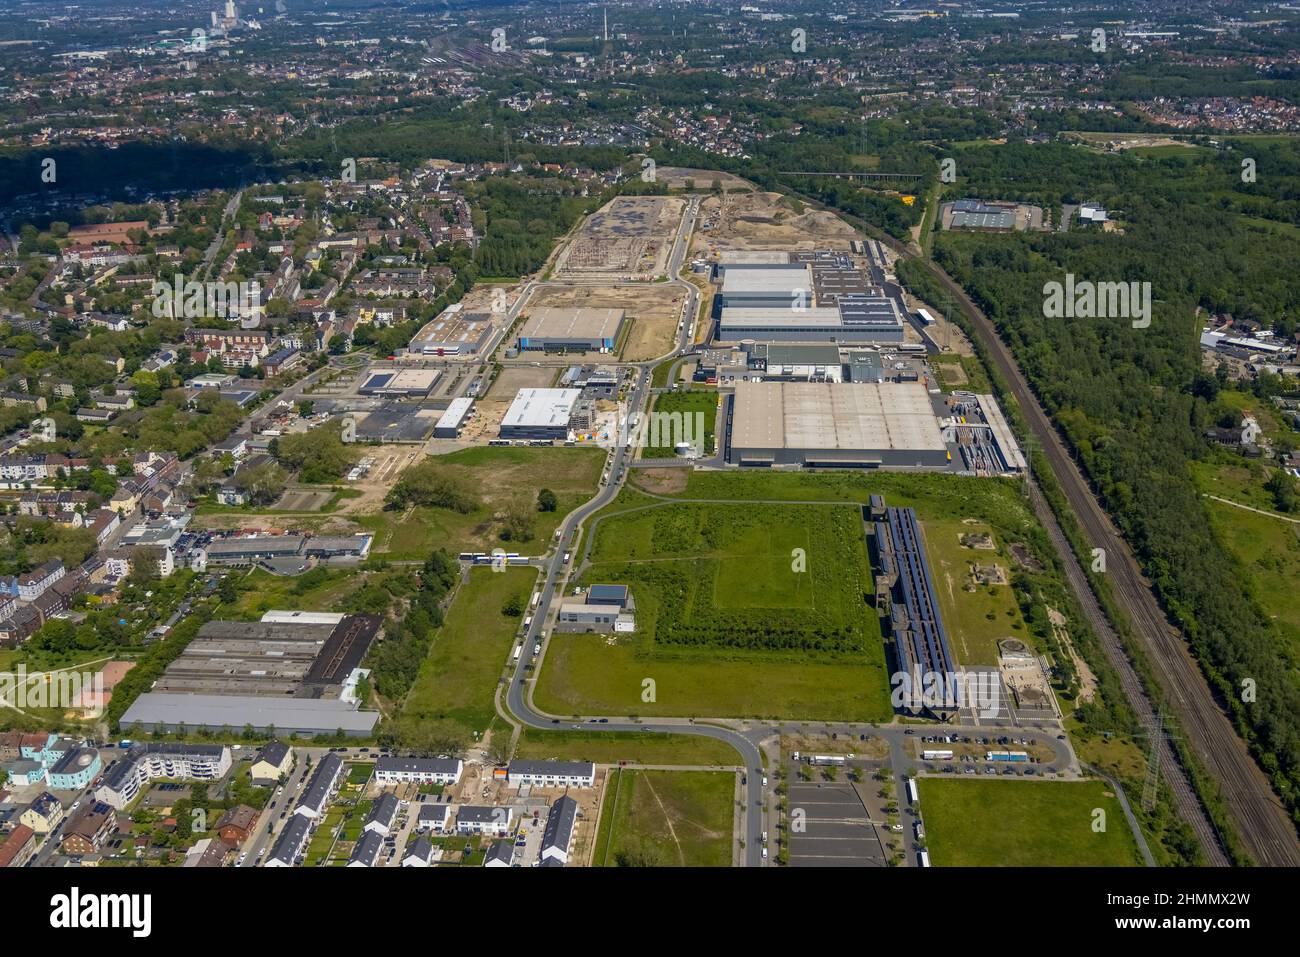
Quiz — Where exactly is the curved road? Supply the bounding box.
[496,195,769,866]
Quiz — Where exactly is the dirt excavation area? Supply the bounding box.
[694,191,857,254]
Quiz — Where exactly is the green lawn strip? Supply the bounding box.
[514,729,740,766]
[920,778,1143,867]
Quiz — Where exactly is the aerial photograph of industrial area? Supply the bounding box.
[0,0,1293,936]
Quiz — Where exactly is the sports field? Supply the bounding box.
[920,778,1144,866]
[593,769,735,867]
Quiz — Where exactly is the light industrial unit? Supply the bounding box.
[728,380,949,468]
[433,397,475,438]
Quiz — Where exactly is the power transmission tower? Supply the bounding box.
[1140,713,1175,813]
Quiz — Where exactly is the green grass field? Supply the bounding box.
[643,390,718,456]
[402,566,535,737]
[536,498,892,721]
[920,518,1032,665]
[1202,498,1300,657]
[218,567,362,620]
[514,729,741,766]
[535,633,892,721]
[593,769,734,867]
[920,778,1143,866]
[360,446,604,559]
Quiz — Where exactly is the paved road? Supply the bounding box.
[498,193,769,866]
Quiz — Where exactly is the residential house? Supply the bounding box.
[455,805,513,836]
[250,741,293,785]
[373,756,462,786]
[540,795,579,866]
[60,801,118,855]
[19,792,64,834]
[506,760,596,789]
[0,824,36,868]
[215,804,260,846]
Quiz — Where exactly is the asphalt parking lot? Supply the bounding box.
[785,780,888,867]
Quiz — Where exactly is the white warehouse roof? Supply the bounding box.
[501,388,582,430]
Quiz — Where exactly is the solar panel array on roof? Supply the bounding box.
[361,372,394,391]
[881,506,955,689]
[838,295,901,326]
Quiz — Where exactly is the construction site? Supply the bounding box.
[553,195,685,279]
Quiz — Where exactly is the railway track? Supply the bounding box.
[915,255,1300,867]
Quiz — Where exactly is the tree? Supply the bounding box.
[537,488,558,512]
[387,462,480,512]
[233,461,288,506]
[217,576,239,605]
[273,420,358,482]
[500,494,534,542]
[502,594,523,617]
[128,545,163,587]
[1265,469,1298,513]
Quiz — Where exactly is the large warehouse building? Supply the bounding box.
[119,611,382,737]
[728,380,950,468]
[517,307,625,353]
[715,261,905,343]
[499,388,583,440]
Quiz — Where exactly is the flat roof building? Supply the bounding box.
[729,380,949,468]
[433,397,475,438]
[717,263,811,309]
[499,388,582,440]
[718,296,905,344]
[517,307,625,353]
[409,307,495,357]
[358,367,441,397]
[120,693,380,738]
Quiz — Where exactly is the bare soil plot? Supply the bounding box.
[656,167,750,190]
[693,191,856,255]
[556,196,685,278]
